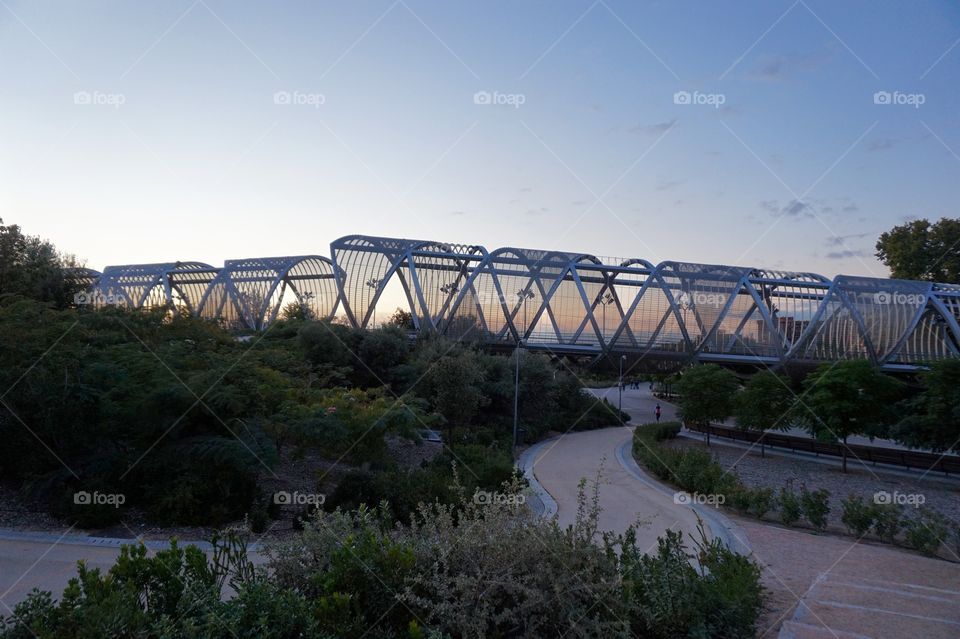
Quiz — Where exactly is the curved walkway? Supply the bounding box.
[528,387,960,638]
[0,531,265,611]
[524,386,745,553]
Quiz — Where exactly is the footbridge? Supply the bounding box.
[69,234,960,372]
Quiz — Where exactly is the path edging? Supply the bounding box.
[616,438,753,556]
[0,528,262,552]
[518,436,560,519]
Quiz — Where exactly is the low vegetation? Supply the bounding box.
[1,477,765,639]
[632,424,959,557]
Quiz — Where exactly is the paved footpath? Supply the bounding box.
[531,387,960,639]
[527,387,723,552]
[0,532,265,612]
[0,536,121,613]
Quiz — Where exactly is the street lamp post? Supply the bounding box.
[619,354,626,426]
[513,289,535,457]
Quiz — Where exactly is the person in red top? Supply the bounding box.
[655,404,662,423]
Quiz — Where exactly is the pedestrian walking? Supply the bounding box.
[655,403,661,423]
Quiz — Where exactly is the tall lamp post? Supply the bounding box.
[619,354,626,426]
[513,289,535,457]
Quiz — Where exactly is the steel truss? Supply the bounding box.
[72,235,960,370]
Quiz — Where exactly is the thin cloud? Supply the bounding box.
[867,138,898,152]
[826,249,869,259]
[628,118,677,136]
[656,178,685,191]
[826,232,870,247]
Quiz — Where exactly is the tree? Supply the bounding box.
[796,361,904,472]
[875,217,960,283]
[429,354,486,446]
[0,218,82,307]
[734,370,796,457]
[674,364,740,446]
[387,307,414,330]
[890,359,960,453]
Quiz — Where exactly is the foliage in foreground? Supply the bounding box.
[2,476,765,639]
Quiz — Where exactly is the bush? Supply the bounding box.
[727,488,753,515]
[800,485,830,531]
[840,495,876,537]
[750,487,775,520]
[638,421,681,442]
[901,507,949,556]
[3,473,766,639]
[632,429,739,506]
[872,504,902,543]
[778,485,801,526]
[624,524,764,639]
[271,474,766,639]
[0,531,262,638]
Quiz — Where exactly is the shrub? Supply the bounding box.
[632,429,739,504]
[3,475,766,639]
[271,473,765,639]
[778,485,801,526]
[0,531,260,638]
[727,488,753,515]
[872,504,903,543]
[638,421,681,442]
[750,487,775,520]
[800,485,830,531]
[249,502,269,534]
[840,495,876,537]
[624,523,764,639]
[901,507,949,556]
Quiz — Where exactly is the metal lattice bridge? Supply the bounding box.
[70,234,960,372]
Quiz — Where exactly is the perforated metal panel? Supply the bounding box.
[75,235,960,370]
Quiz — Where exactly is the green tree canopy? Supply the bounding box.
[796,361,904,472]
[674,364,740,444]
[890,359,960,453]
[734,370,796,455]
[875,217,960,283]
[0,218,82,307]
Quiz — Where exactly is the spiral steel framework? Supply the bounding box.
[69,233,960,371]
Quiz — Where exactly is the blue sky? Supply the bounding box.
[2,0,959,279]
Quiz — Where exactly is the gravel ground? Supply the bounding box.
[666,436,960,534]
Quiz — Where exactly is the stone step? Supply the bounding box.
[777,620,871,639]
[811,578,960,623]
[791,596,960,639]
